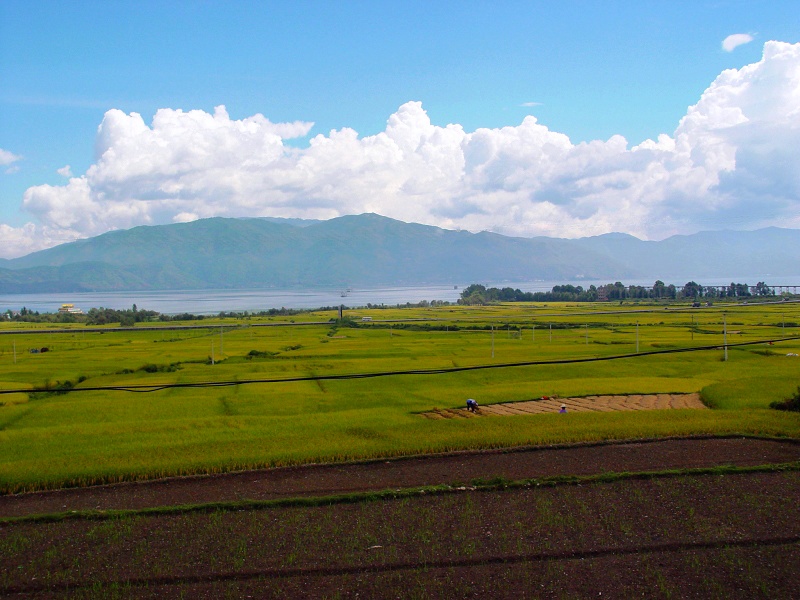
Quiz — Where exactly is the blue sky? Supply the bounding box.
[1,1,799,258]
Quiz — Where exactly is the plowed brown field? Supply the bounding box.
[2,437,799,599]
[1,437,795,519]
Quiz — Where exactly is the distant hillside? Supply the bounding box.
[572,227,800,279]
[0,214,798,292]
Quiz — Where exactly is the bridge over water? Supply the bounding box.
[702,284,799,295]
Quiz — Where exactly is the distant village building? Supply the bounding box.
[58,304,84,315]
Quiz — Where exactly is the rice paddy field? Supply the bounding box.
[1,299,799,493]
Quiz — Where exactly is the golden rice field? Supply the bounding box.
[1,298,799,493]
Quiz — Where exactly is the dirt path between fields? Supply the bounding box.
[1,437,798,519]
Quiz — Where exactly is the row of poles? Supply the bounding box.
[14,314,792,366]
[205,314,789,363]
[488,317,734,361]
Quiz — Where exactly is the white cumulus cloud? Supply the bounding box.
[57,165,73,177]
[0,148,21,166]
[4,40,800,259]
[723,33,754,52]
[0,222,80,258]
[1,148,22,174]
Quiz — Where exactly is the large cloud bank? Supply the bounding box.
[7,41,800,258]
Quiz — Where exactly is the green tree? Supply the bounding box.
[682,281,703,298]
[754,282,773,296]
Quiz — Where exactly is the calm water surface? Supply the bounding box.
[1,277,798,315]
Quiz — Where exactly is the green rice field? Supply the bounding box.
[1,299,799,493]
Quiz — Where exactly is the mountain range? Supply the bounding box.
[0,214,798,293]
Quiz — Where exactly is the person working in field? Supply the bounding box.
[466,398,479,412]
[559,404,567,413]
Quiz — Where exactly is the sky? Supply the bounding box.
[1,0,799,259]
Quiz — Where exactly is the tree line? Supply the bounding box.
[1,280,781,324]
[458,281,776,305]
[3,305,162,326]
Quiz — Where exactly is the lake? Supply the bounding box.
[1,276,798,315]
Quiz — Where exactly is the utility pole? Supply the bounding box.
[532,324,535,342]
[636,322,639,353]
[723,315,728,361]
[211,341,215,365]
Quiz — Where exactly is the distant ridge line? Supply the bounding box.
[1,214,799,293]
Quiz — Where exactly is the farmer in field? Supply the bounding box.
[559,404,567,413]
[466,398,479,412]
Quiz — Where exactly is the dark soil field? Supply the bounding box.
[2,436,797,518]
[2,437,799,599]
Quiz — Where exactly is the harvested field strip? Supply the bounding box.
[424,393,708,418]
[2,436,797,519]
[2,470,799,598]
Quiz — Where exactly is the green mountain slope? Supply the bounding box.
[1,214,797,292]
